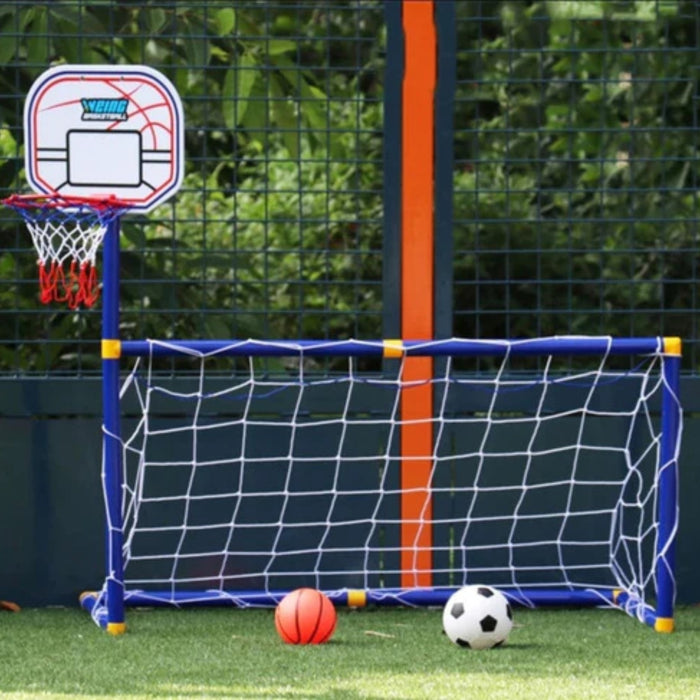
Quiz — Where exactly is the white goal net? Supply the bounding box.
[88,337,681,628]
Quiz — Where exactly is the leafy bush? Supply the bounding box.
[451,1,696,348]
[120,96,384,343]
[0,2,384,373]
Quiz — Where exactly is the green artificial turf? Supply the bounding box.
[1,605,698,699]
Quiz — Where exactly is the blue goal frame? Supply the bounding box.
[81,216,682,635]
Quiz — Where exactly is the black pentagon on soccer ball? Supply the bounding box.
[506,603,513,620]
[479,614,498,633]
[477,586,494,598]
[450,602,465,618]
[456,638,471,648]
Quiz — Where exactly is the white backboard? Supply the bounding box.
[24,64,184,213]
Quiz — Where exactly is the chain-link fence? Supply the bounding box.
[0,1,385,375]
[1,1,699,375]
[452,1,699,367]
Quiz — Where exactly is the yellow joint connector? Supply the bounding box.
[663,337,681,357]
[101,339,121,360]
[79,591,96,605]
[346,589,367,608]
[383,339,404,358]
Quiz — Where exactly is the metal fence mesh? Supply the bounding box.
[0,1,698,375]
[452,1,699,367]
[0,1,385,375]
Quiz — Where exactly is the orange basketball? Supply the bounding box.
[274,588,337,644]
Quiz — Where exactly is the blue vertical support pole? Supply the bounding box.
[654,336,682,632]
[101,216,126,635]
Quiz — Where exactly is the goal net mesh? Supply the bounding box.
[94,338,680,621]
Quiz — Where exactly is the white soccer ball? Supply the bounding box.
[442,585,513,649]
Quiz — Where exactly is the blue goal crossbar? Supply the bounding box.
[118,336,672,358]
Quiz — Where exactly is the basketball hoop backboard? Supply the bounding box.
[24,64,184,213]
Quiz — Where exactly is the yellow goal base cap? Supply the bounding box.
[107,622,127,635]
[654,617,674,633]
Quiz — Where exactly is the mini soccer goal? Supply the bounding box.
[80,335,682,634]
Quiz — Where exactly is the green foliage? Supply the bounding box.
[452,1,696,345]
[0,1,697,372]
[120,95,383,343]
[0,2,384,373]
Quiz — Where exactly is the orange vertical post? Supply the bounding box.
[400,0,435,588]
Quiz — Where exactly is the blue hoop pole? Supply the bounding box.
[101,216,126,635]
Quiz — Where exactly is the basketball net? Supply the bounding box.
[3,193,127,309]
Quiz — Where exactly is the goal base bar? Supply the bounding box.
[613,590,674,632]
[80,587,671,631]
[85,586,617,608]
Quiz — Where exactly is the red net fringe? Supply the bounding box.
[38,260,100,309]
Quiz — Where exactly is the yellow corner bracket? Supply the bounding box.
[663,337,681,356]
